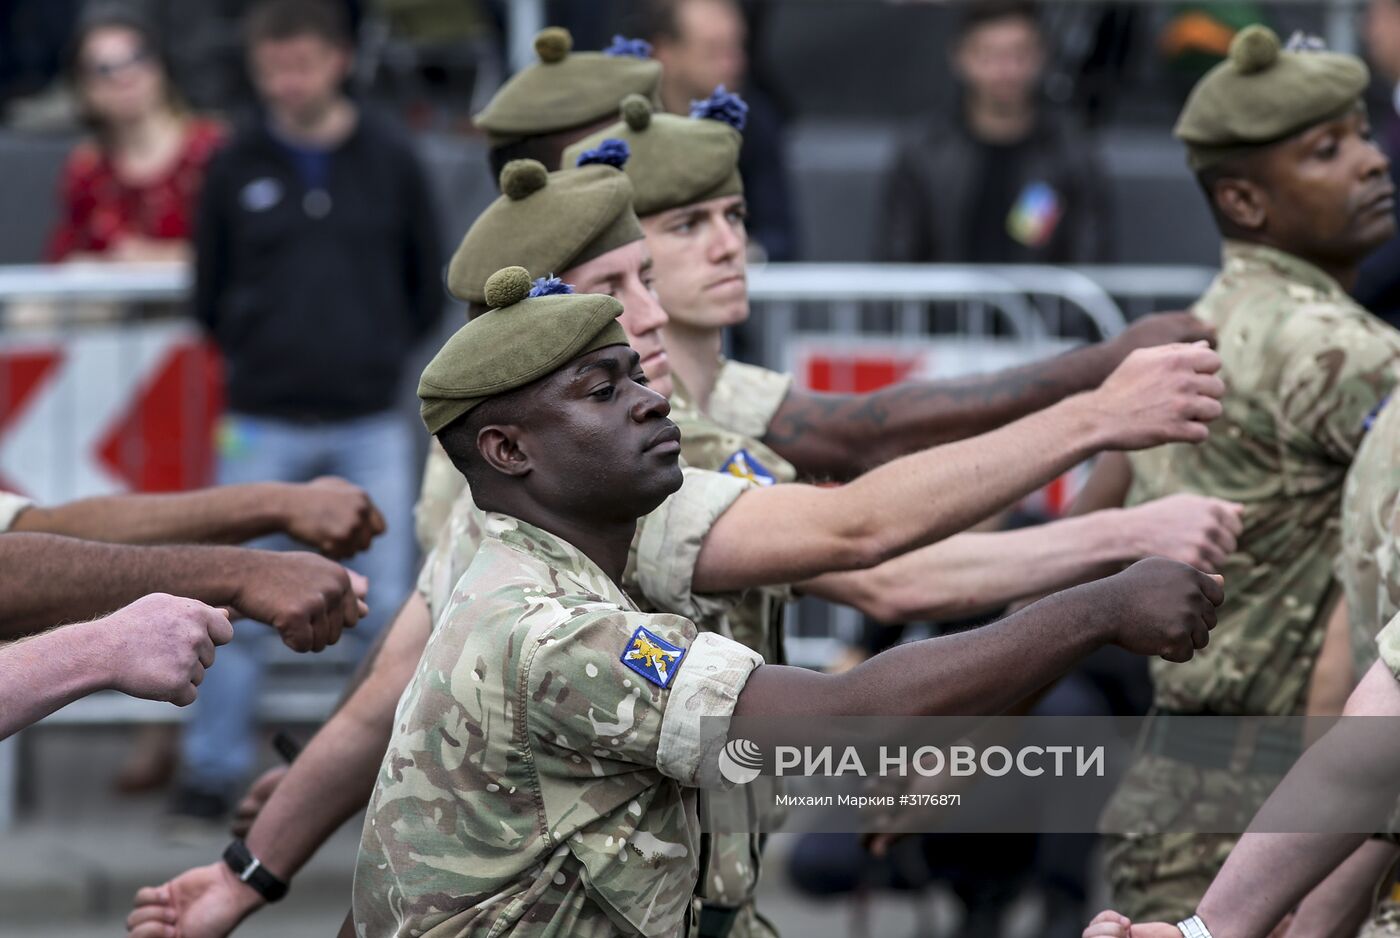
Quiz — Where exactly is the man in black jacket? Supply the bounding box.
[878,0,1111,265]
[871,5,1111,932]
[181,0,441,822]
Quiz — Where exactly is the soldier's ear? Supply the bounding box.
[476,424,532,478]
[1213,176,1268,233]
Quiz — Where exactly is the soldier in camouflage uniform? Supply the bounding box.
[1073,25,1400,923]
[413,26,663,551]
[128,135,1241,938]
[355,267,765,936]
[1080,376,1400,938]
[1080,397,1400,937]
[418,153,1235,938]
[565,99,800,934]
[353,261,1228,937]
[125,107,1241,938]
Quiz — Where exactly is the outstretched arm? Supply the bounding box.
[736,559,1222,720]
[1,594,232,739]
[800,494,1242,623]
[12,477,385,559]
[694,343,1223,593]
[0,534,364,651]
[763,313,1215,480]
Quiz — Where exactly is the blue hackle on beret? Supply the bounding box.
[689,85,748,131]
[528,276,575,298]
[603,34,653,58]
[575,137,631,169]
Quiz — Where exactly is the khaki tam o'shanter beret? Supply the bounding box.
[419,267,628,434]
[447,153,644,305]
[562,86,747,217]
[473,28,663,147]
[1175,25,1369,170]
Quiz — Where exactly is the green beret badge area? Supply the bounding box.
[621,626,686,689]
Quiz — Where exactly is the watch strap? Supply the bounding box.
[1177,914,1213,938]
[223,839,289,903]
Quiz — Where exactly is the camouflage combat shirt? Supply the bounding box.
[1357,400,1400,684]
[353,513,764,938]
[1342,394,1400,675]
[413,459,781,925]
[413,440,468,555]
[1126,240,1400,716]
[705,359,793,444]
[416,466,752,633]
[668,374,796,654]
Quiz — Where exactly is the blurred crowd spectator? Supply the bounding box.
[46,4,224,264]
[878,0,1111,265]
[178,0,440,824]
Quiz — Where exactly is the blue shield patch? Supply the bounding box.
[720,449,776,487]
[621,626,686,689]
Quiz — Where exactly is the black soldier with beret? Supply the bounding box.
[1075,24,1400,929]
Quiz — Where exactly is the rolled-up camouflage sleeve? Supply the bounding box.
[635,468,753,621]
[0,492,33,532]
[412,439,468,555]
[529,610,762,791]
[415,487,486,628]
[655,631,764,787]
[1278,307,1400,465]
[708,360,793,441]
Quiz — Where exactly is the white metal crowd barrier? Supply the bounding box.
[0,261,1220,829]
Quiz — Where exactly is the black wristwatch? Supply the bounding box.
[223,839,289,903]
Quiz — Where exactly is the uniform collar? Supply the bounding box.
[482,511,636,609]
[1220,240,1346,299]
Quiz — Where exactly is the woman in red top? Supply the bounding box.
[45,9,227,793]
[46,8,224,264]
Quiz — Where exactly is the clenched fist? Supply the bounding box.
[1121,495,1244,573]
[95,594,233,706]
[226,551,368,652]
[276,476,386,559]
[1088,557,1224,662]
[1087,343,1225,450]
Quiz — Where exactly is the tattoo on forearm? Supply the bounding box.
[764,360,1071,459]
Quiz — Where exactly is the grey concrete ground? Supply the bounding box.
[0,727,1065,937]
